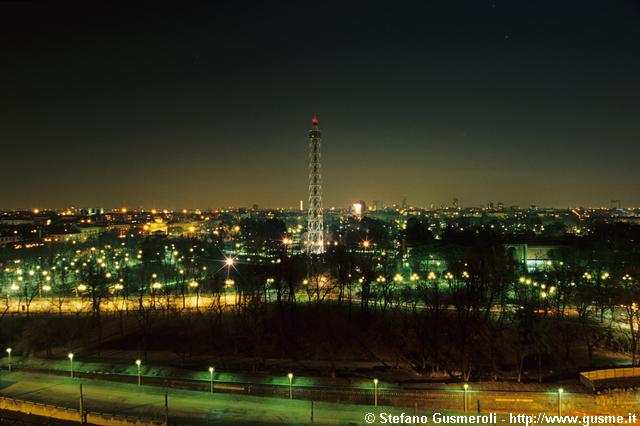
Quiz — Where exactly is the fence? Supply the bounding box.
[0,395,163,426]
[580,367,640,391]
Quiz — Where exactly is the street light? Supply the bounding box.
[287,372,293,400]
[463,383,469,412]
[558,388,564,416]
[373,378,379,406]
[6,348,11,372]
[68,353,74,378]
[209,366,215,393]
[136,359,142,386]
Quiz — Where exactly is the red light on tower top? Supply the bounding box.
[311,116,319,125]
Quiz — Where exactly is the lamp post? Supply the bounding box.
[6,348,11,372]
[557,388,563,416]
[68,353,74,378]
[136,359,142,386]
[288,372,293,400]
[79,384,84,423]
[209,366,215,393]
[463,383,469,412]
[373,378,379,407]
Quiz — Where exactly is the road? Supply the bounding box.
[0,371,417,425]
[3,294,629,321]
[3,294,235,314]
[1,371,637,424]
[7,361,634,419]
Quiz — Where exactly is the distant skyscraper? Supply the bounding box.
[307,116,324,255]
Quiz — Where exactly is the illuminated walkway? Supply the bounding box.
[0,371,410,425]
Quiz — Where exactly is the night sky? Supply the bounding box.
[2,1,639,210]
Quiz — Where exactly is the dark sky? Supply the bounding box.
[2,1,639,209]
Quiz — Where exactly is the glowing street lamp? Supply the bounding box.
[225,257,235,267]
[136,359,142,386]
[463,383,469,412]
[68,353,74,378]
[6,348,11,372]
[557,388,564,416]
[373,378,379,406]
[288,372,293,400]
[209,366,215,393]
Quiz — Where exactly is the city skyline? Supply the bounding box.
[3,2,640,423]
[2,1,640,209]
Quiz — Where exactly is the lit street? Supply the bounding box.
[0,371,414,425]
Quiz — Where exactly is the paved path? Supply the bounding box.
[2,371,636,425]
[0,372,413,425]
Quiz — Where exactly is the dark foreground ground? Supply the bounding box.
[0,409,85,425]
